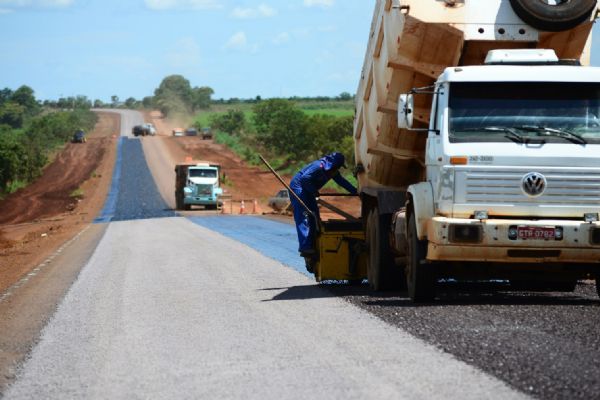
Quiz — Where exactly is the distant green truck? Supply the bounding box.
[175,162,223,210]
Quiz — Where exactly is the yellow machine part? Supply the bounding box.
[314,224,368,282]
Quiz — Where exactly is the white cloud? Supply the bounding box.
[225,31,247,49]
[303,0,334,8]
[231,3,276,19]
[224,31,258,53]
[145,0,221,11]
[272,32,290,45]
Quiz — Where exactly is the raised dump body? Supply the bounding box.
[352,0,600,301]
[355,0,596,190]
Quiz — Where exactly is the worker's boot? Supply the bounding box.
[303,256,315,274]
[300,249,316,274]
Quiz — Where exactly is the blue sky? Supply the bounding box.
[1,0,599,102]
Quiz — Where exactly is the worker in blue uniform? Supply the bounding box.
[289,152,357,263]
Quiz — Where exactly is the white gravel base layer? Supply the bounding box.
[5,217,529,400]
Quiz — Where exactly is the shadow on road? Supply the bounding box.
[260,285,338,301]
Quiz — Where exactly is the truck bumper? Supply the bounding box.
[184,196,220,206]
[427,217,600,264]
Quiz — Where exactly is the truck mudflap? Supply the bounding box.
[426,217,600,263]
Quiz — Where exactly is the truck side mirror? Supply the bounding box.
[398,94,414,129]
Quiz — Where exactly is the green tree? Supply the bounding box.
[142,96,154,109]
[0,88,13,106]
[0,102,26,128]
[253,99,310,161]
[192,86,214,110]
[154,75,193,116]
[124,97,138,109]
[0,130,27,192]
[209,109,246,135]
[111,95,119,107]
[338,92,353,101]
[11,85,39,116]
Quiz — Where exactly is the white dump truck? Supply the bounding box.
[174,162,223,210]
[354,0,600,301]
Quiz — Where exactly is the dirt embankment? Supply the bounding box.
[0,112,119,294]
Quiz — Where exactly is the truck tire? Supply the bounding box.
[596,276,600,299]
[366,208,399,291]
[509,0,596,32]
[406,213,436,302]
[175,191,184,210]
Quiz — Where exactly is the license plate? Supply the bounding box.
[517,226,555,240]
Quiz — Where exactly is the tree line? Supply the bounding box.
[0,85,97,196]
[206,99,355,174]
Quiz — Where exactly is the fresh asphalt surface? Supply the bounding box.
[3,111,598,399]
[192,217,600,400]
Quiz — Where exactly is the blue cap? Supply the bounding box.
[321,152,346,171]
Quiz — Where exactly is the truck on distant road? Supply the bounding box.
[174,162,223,210]
[132,123,156,137]
[350,0,600,301]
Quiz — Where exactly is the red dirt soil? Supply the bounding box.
[0,112,119,293]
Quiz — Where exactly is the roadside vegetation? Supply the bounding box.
[194,98,356,187]
[0,86,97,197]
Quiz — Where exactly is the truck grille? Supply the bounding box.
[196,184,213,196]
[456,169,600,206]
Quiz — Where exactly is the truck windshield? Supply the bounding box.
[189,169,217,178]
[449,82,600,144]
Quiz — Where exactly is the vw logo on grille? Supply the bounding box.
[521,172,547,197]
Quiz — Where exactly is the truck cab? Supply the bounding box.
[175,163,223,210]
[397,49,600,299]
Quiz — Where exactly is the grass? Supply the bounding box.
[70,187,84,199]
[301,108,354,117]
[194,100,354,129]
[6,180,27,194]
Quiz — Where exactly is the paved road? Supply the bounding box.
[4,218,525,400]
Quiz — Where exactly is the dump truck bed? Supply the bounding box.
[354,0,595,191]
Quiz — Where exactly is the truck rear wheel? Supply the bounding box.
[509,0,596,32]
[366,207,402,291]
[406,213,436,302]
[596,276,600,299]
[175,192,183,210]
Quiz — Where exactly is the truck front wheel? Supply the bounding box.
[509,0,596,32]
[406,213,436,302]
